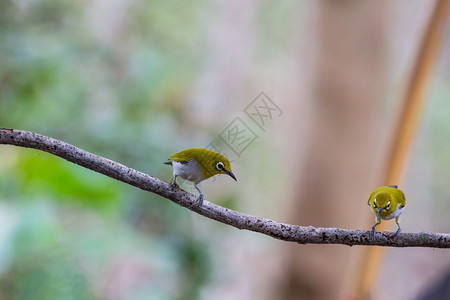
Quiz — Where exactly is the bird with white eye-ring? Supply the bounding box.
[367,185,406,238]
[164,148,237,205]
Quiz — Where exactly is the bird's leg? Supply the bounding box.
[370,217,381,239]
[171,175,179,188]
[394,217,401,238]
[194,183,204,205]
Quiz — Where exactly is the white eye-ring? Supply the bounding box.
[373,199,377,207]
[386,201,391,210]
[216,162,224,171]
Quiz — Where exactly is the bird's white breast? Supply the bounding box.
[379,202,405,220]
[172,160,205,183]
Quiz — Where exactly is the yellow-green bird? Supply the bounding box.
[164,148,237,205]
[368,185,406,238]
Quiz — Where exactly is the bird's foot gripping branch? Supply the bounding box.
[0,128,449,248]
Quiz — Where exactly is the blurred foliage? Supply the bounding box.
[0,0,218,299]
[15,151,122,209]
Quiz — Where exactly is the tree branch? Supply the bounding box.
[1,128,449,248]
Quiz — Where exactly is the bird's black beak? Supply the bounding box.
[225,170,237,181]
[377,207,384,215]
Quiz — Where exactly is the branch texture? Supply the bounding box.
[1,128,449,248]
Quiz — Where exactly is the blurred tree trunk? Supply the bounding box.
[279,2,389,299]
[355,1,450,298]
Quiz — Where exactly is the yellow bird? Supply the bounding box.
[164,148,236,205]
[368,185,406,238]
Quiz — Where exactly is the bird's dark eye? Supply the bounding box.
[216,162,224,171]
[373,199,377,208]
[386,201,390,210]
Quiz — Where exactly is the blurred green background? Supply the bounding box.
[1,1,449,300]
[0,1,224,299]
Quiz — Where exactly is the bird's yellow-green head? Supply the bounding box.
[166,148,236,182]
[367,185,406,219]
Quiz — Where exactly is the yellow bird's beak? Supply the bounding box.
[225,170,237,181]
[377,207,384,215]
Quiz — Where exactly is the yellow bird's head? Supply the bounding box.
[367,185,405,220]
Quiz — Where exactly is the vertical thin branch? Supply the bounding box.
[354,1,450,298]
